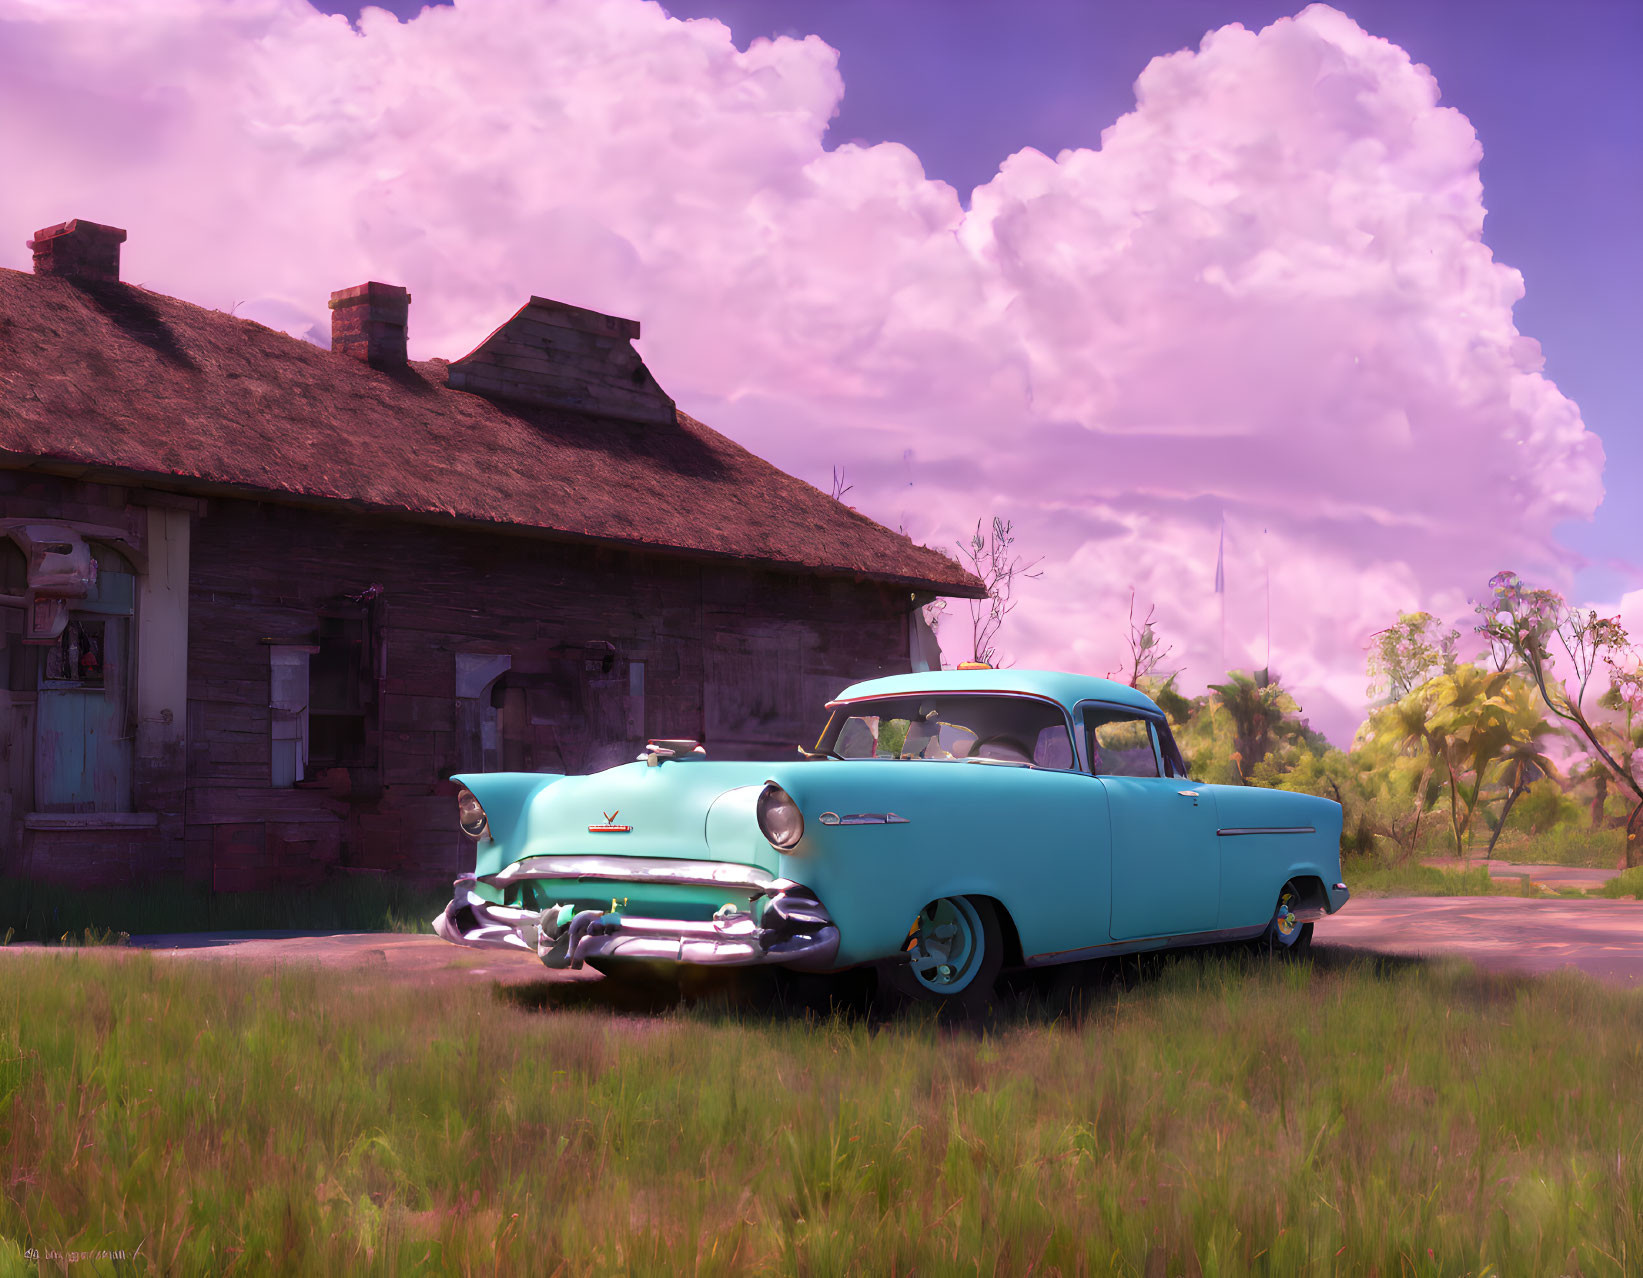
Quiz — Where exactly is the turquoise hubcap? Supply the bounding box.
[906,898,985,993]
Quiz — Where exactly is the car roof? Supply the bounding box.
[830,668,1163,716]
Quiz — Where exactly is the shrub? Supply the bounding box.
[1601,867,1643,900]
[1508,777,1581,836]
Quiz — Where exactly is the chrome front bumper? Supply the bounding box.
[431,867,840,971]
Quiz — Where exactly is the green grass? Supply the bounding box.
[0,876,450,945]
[3,951,1643,1274]
[1478,826,1628,869]
[1341,858,1504,897]
[1599,867,1643,900]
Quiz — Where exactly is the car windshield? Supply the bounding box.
[818,694,1075,768]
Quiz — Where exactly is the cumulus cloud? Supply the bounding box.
[0,0,1606,741]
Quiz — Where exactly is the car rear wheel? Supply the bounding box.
[1256,882,1313,957]
[882,895,1004,1017]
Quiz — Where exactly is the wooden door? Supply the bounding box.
[36,612,132,812]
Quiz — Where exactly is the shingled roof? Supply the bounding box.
[0,266,984,598]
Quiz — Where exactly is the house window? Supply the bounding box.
[309,615,371,767]
[42,618,107,688]
[270,646,312,788]
[269,615,374,786]
[0,538,25,599]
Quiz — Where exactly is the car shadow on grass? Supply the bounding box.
[491,942,1510,1032]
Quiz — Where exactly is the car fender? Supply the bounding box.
[1204,786,1344,929]
[452,771,567,879]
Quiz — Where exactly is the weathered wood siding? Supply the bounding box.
[180,496,913,887]
[3,473,919,889]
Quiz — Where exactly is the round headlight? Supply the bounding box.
[756,782,804,850]
[456,787,489,840]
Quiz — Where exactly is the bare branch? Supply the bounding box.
[1108,586,1175,688]
[956,516,1044,667]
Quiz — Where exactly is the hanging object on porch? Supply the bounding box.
[5,524,98,643]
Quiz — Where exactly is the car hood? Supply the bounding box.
[457,761,787,878]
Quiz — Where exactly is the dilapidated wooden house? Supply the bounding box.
[0,218,980,890]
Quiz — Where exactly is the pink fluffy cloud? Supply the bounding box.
[0,0,1605,742]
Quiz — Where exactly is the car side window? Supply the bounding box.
[1032,724,1075,770]
[1085,714,1159,777]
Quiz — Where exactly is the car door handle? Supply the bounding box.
[1177,790,1199,797]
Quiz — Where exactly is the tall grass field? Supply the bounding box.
[3,949,1641,1275]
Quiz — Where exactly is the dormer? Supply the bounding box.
[445,296,676,426]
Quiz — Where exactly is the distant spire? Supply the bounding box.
[1215,512,1226,676]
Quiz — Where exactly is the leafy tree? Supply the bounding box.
[1360,664,1554,861]
[1568,756,1613,831]
[1475,675,1564,859]
[1265,745,1380,857]
[1425,664,1524,859]
[1140,676,1227,783]
[1475,571,1643,866]
[1139,671,1194,728]
[1593,665,1643,815]
[1365,611,1459,706]
[1205,669,1324,784]
[955,517,1043,667]
[1355,686,1448,857]
[1506,775,1581,837]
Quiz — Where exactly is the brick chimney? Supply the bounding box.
[29,219,127,283]
[328,282,410,367]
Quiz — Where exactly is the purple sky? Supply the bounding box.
[324,0,1642,602]
[7,0,1639,743]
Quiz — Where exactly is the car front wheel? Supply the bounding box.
[882,895,1004,1016]
[1257,882,1313,957]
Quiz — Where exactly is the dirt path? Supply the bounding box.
[1316,896,1643,985]
[6,897,1642,989]
[2,930,589,988]
[1419,858,1623,892]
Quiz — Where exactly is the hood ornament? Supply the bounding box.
[589,809,632,833]
[639,738,707,767]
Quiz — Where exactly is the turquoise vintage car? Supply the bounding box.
[433,668,1350,1007]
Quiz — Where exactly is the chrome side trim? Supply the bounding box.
[489,855,792,895]
[1025,923,1269,967]
[818,811,910,826]
[1216,826,1316,836]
